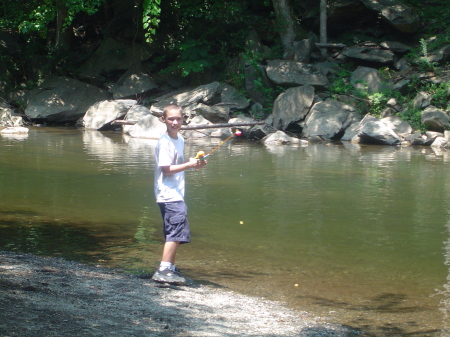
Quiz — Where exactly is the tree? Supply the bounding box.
[271,0,297,56]
[320,0,327,56]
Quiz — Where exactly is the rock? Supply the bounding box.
[1,126,28,134]
[342,46,394,64]
[110,68,158,99]
[248,123,274,140]
[431,136,447,148]
[0,106,24,127]
[25,76,110,124]
[193,103,230,123]
[425,44,450,64]
[380,116,413,135]
[412,91,432,109]
[220,84,250,111]
[245,63,271,104]
[150,82,221,117]
[350,66,392,94]
[271,85,315,131]
[380,41,410,54]
[121,105,152,134]
[126,114,166,139]
[82,100,137,130]
[424,131,444,146]
[405,131,426,146]
[266,60,328,87]
[302,99,360,140]
[359,0,420,33]
[357,115,402,145]
[293,39,313,63]
[77,38,154,84]
[421,106,449,132]
[261,130,308,145]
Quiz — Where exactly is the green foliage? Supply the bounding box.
[328,67,353,97]
[161,39,215,77]
[156,0,273,79]
[142,0,161,43]
[16,0,104,37]
[398,106,426,133]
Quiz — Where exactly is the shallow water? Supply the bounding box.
[0,127,449,336]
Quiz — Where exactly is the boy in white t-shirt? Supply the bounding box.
[152,104,207,285]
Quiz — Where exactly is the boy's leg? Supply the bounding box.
[162,241,180,265]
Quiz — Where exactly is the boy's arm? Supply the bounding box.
[161,158,207,175]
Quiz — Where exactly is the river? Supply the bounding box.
[0,127,449,336]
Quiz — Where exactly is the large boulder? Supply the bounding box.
[220,84,250,111]
[77,38,154,84]
[351,66,392,94]
[149,82,222,117]
[342,46,394,65]
[193,103,230,123]
[110,68,158,99]
[82,100,137,130]
[343,115,402,145]
[271,85,315,131]
[0,105,24,127]
[25,76,110,124]
[421,106,449,132]
[126,114,166,139]
[359,0,420,33]
[302,99,360,140]
[261,130,308,146]
[266,60,328,87]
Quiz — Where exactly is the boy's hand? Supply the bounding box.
[189,157,207,170]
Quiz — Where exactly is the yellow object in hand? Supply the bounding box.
[195,150,205,160]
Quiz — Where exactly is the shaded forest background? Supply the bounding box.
[0,0,449,101]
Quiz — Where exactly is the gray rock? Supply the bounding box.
[150,82,221,117]
[110,70,157,99]
[193,103,230,123]
[272,85,315,131]
[358,115,402,145]
[126,114,166,139]
[25,76,110,123]
[343,46,394,64]
[77,38,154,84]
[220,84,250,111]
[380,116,413,135]
[261,130,308,145]
[303,99,359,140]
[425,45,450,64]
[266,60,328,87]
[82,100,137,130]
[0,106,24,127]
[359,0,420,33]
[421,106,449,132]
[351,66,392,94]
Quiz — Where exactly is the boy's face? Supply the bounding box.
[162,108,183,137]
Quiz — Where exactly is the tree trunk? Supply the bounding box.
[272,0,297,57]
[55,0,71,51]
[320,0,327,56]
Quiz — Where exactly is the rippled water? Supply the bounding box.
[0,127,449,336]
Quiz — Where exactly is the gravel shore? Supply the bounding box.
[0,251,355,337]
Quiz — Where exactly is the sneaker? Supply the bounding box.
[152,268,186,285]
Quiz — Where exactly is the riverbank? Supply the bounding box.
[0,251,353,337]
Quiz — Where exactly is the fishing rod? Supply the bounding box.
[195,130,242,160]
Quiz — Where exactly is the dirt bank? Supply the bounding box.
[0,251,354,337]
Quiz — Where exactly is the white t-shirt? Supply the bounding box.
[154,133,185,203]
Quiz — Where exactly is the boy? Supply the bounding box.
[152,104,207,285]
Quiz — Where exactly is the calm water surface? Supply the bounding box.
[0,127,449,336]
